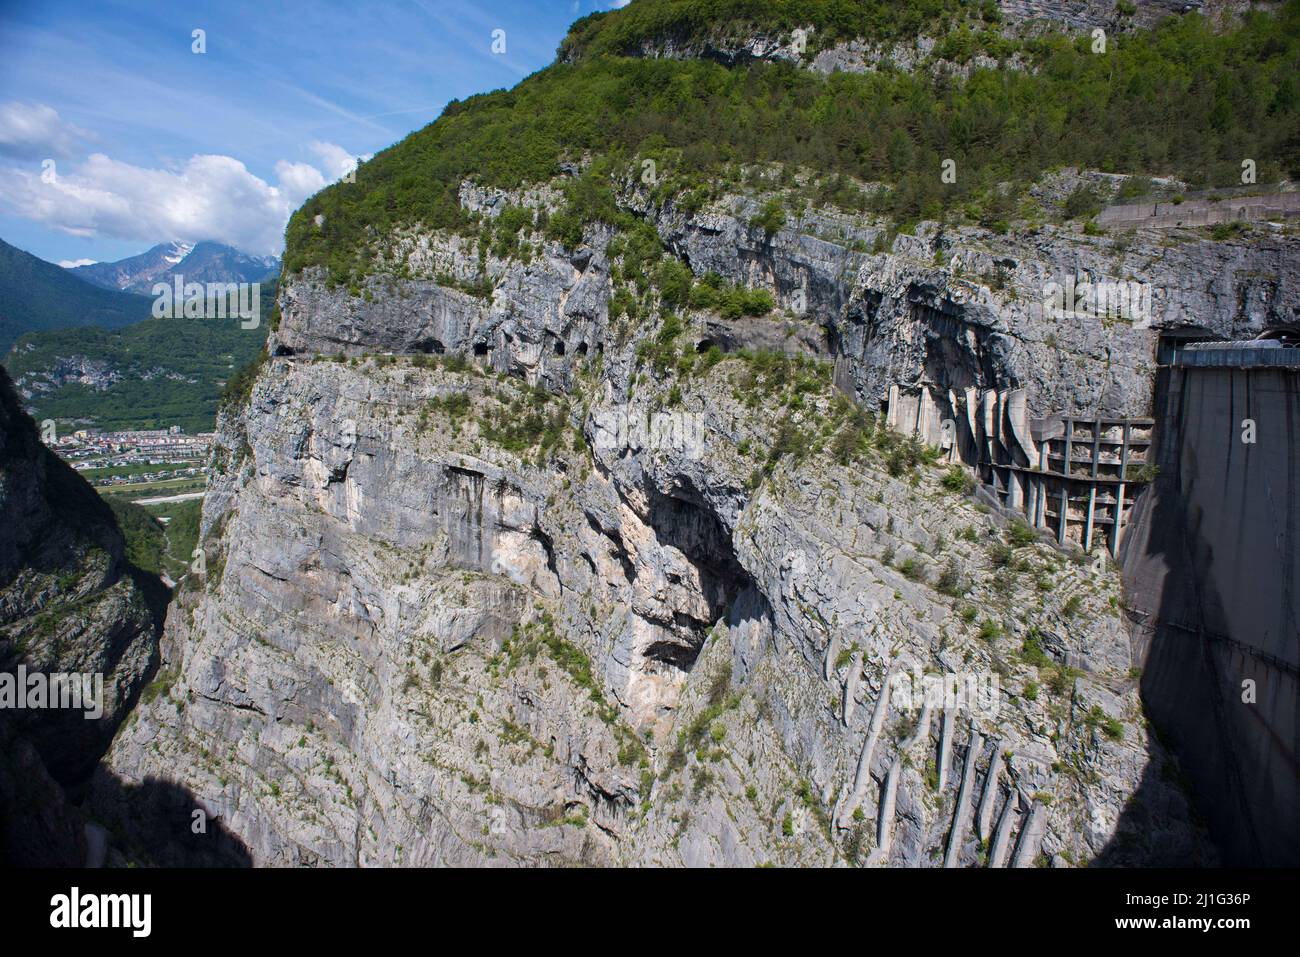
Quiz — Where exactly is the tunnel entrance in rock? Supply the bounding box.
[414,337,446,355]
[639,483,756,673]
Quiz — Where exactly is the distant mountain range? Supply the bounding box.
[0,238,154,353]
[71,241,280,294]
[0,237,281,353]
[0,236,277,429]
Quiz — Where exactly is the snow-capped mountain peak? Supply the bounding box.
[69,240,279,294]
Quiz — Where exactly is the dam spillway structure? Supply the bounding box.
[995,414,1154,556]
[1121,333,1300,866]
[884,385,1153,556]
[885,330,1299,864]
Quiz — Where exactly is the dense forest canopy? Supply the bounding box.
[283,0,1300,285]
[558,0,998,60]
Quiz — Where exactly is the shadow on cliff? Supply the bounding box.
[1,366,175,788]
[1102,362,1282,866]
[637,479,758,670]
[10,548,179,798]
[3,688,253,867]
[86,769,253,867]
[1090,740,1215,867]
[1095,365,1219,866]
[0,368,247,866]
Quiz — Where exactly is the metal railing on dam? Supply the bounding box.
[1169,340,1300,370]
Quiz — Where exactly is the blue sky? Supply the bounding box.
[0,0,627,265]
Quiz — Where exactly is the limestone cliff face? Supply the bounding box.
[277,175,1299,422]
[86,166,1291,865]
[0,370,161,865]
[634,182,1297,422]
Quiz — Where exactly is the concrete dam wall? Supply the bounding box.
[1121,345,1299,865]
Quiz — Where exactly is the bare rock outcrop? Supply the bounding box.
[0,369,161,865]
[90,177,1231,863]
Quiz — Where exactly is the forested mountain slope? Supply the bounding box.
[0,239,153,353]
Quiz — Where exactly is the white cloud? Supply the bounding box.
[0,139,363,255]
[57,258,97,268]
[274,160,329,206]
[309,141,372,181]
[0,101,90,160]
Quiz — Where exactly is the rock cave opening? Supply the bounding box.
[638,481,763,673]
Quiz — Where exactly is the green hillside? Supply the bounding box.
[558,0,995,59]
[0,237,154,352]
[4,309,270,433]
[106,496,201,581]
[284,0,1300,285]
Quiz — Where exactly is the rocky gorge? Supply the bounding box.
[0,370,163,865]
[2,0,1295,869]
[88,158,1298,866]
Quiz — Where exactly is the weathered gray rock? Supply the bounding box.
[0,369,161,865]
[637,184,1299,422]
[95,303,1207,867]
[85,148,1274,867]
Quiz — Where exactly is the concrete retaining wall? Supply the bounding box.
[1098,192,1300,229]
